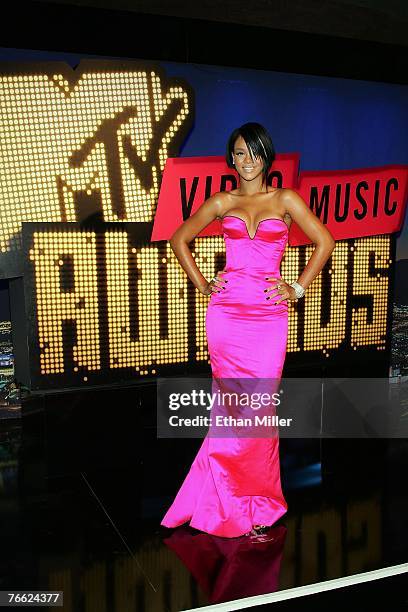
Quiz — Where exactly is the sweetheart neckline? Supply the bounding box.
[220,215,289,240]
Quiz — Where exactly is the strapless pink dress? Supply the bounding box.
[161,215,289,538]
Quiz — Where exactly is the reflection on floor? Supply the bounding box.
[0,383,407,611]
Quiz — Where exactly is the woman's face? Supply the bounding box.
[232,135,264,181]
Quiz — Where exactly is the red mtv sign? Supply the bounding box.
[151,155,408,245]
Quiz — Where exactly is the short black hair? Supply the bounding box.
[226,122,276,186]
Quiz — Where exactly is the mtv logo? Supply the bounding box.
[0,60,194,256]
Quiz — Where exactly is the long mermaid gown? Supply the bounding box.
[161,215,289,538]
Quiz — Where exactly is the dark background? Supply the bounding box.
[4,0,408,84]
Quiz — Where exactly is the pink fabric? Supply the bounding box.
[161,216,289,537]
[163,524,287,604]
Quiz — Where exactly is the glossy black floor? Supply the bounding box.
[0,382,407,611]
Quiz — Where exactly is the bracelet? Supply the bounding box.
[290,281,306,299]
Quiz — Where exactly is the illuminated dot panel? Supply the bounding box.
[24,226,393,388]
[351,236,390,350]
[193,233,392,362]
[105,234,189,370]
[0,64,192,255]
[29,231,100,375]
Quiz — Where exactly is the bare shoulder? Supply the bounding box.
[278,188,335,246]
[170,191,226,242]
[270,187,293,227]
[197,190,226,218]
[212,190,230,219]
[278,187,310,221]
[279,187,305,206]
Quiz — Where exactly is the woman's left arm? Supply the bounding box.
[282,187,336,295]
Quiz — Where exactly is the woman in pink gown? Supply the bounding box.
[161,122,335,539]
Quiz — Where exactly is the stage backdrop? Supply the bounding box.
[0,48,407,390]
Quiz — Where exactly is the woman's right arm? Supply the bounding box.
[169,191,225,295]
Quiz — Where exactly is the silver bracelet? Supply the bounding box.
[290,281,306,299]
